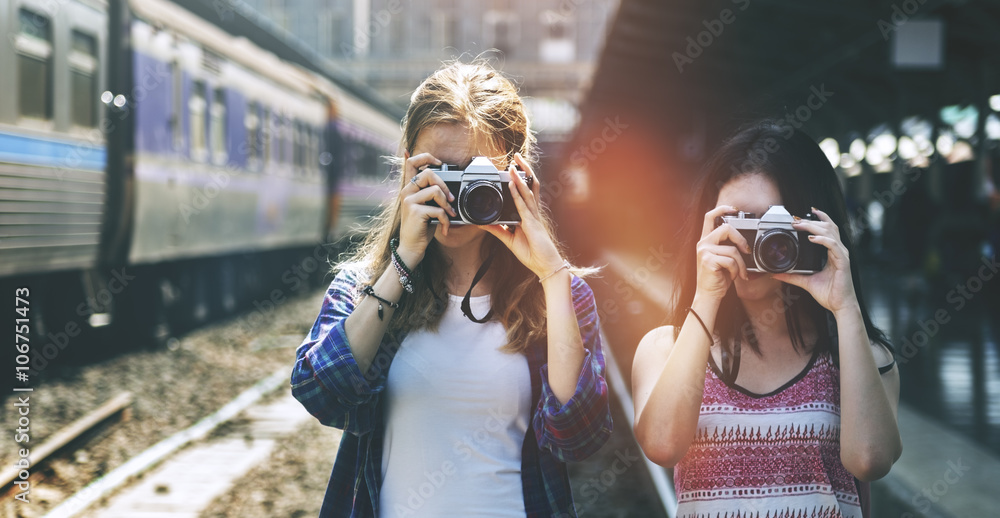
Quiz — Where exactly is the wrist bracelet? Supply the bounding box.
[362,284,399,321]
[539,261,571,283]
[685,307,713,344]
[389,238,416,293]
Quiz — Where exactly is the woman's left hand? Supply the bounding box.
[484,153,565,279]
[772,207,859,315]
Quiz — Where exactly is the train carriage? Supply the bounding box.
[1,0,400,364]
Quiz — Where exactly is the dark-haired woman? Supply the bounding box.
[632,121,901,517]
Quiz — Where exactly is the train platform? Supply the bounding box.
[596,247,1000,517]
[4,282,673,517]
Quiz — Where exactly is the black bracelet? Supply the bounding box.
[362,284,399,321]
[686,307,713,344]
[389,238,416,278]
[389,238,417,293]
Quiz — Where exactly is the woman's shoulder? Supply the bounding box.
[870,341,896,372]
[633,325,677,380]
[633,325,677,365]
[636,325,677,356]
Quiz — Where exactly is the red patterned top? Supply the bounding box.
[674,351,862,518]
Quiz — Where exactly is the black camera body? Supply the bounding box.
[425,156,530,226]
[721,205,826,274]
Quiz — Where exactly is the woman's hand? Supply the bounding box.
[484,153,565,279]
[773,207,858,315]
[396,152,458,267]
[695,205,751,303]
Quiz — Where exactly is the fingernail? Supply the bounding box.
[793,216,802,222]
[448,193,455,201]
[811,206,817,212]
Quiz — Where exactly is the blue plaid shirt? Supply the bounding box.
[291,267,613,517]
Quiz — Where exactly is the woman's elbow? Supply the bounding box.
[843,445,901,482]
[634,419,687,468]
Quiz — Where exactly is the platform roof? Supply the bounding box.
[577,0,999,150]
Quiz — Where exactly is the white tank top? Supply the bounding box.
[379,293,532,518]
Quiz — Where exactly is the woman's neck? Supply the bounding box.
[439,235,492,296]
[739,289,795,352]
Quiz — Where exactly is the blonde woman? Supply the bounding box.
[292,61,612,518]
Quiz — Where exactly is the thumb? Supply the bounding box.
[484,225,514,248]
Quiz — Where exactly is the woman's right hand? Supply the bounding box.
[396,152,458,268]
[695,205,752,302]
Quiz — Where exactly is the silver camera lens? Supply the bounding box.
[755,229,799,273]
[460,180,503,225]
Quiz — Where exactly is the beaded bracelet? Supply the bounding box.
[362,284,399,321]
[389,238,416,293]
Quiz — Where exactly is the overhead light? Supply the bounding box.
[819,138,840,168]
[915,135,934,157]
[936,133,954,156]
[865,146,885,166]
[839,153,856,169]
[872,133,897,156]
[849,138,866,161]
[897,136,918,160]
[986,114,1000,140]
[990,94,1000,112]
[901,116,933,140]
[842,161,863,177]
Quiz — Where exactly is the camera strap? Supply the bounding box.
[461,252,495,323]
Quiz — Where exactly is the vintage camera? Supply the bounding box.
[424,156,531,226]
[720,205,826,274]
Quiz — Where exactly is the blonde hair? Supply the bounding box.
[337,59,590,354]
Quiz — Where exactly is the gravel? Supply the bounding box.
[0,289,326,517]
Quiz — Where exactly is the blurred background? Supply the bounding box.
[0,0,997,517]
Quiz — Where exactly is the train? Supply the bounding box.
[1,0,401,364]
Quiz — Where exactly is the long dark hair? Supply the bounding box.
[669,120,891,364]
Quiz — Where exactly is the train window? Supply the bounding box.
[211,88,227,164]
[245,102,261,170]
[313,128,323,176]
[292,121,302,171]
[276,117,287,165]
[309,127,319,176]
[189,81,208,161]
[262,108,272,167]
[170,61,184,151]
[69,31,99,127]
[16,8,53,120]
